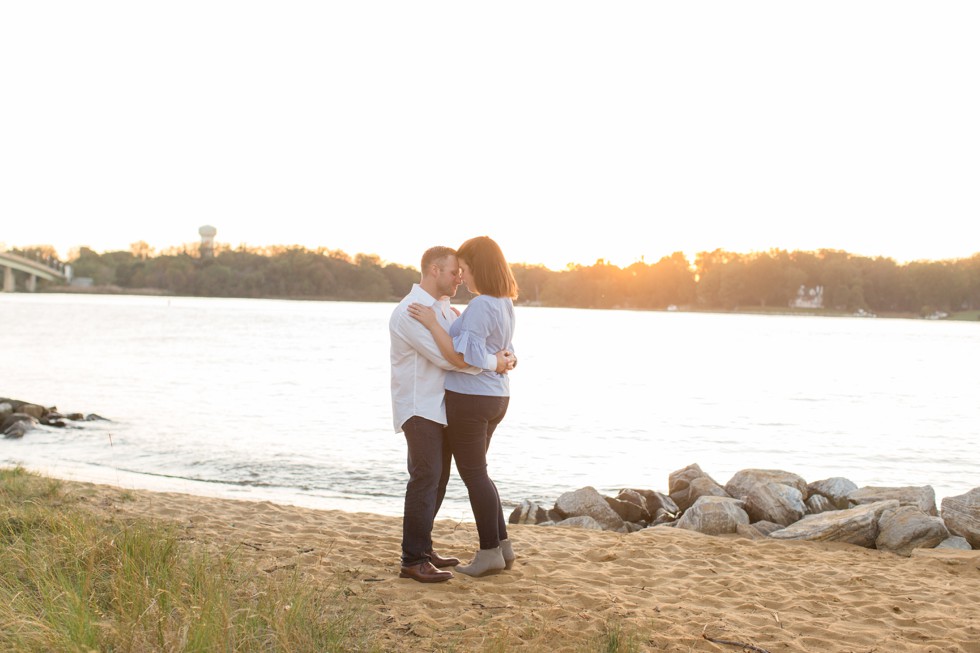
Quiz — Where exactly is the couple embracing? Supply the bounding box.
[388,236,518,583]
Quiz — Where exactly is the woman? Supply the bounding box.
[407,236,518,577]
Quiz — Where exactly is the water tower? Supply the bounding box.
[199,225,217,258]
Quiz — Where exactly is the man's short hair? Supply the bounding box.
[421,246,456,272]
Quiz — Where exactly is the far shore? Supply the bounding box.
[30,285,980,321]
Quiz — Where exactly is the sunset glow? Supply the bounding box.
[3,2,978,271]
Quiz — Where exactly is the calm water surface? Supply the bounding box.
[2,293,978,518]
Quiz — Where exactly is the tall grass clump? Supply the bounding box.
[585,621,642,653]
[0,467,380,652]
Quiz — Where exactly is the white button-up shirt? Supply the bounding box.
[389,284,491,432]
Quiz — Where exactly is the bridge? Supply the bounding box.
[0,250,70,292]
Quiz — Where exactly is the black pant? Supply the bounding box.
[401,416,452,565]
[445,390,509,550]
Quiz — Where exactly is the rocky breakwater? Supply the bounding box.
[509,463,979,556]
[1,396,107,438]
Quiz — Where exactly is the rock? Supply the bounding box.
[725,469,809,501]
[614,489,654,521]
[2,413,39,438]
[941,488,980,548]
[936,536,972,550]
[16,403,46,420]
[676,496,749,536]
[0,398,26,411]
[651,509,676,526]
[67,413,85,421]
[552,515,605,530]
[40,412,67,427]
[605,496,646,524]
[4,422,32,438]
[509,500,561,525]
[0,402,14,417]
[85,413,109,421]
[735,523,767,540]
[808,477,859,509]
[554,487,625,531]
[770,500,900,548]
[875,506,949,556]
[848,486,937,516]
[687,477,731,505]
[634,489,680,517]
[806,494,835,515]
[751,520,785,537]
[669,464,726,511]
[734,521,783,539]
[743,482,806,526]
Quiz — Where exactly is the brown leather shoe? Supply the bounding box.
[427,550,460,568]
[399,560,453,583]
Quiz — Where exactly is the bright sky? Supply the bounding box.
[2,2,978,271]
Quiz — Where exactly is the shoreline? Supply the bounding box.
[24,470,980,652]
[13,458,974,525]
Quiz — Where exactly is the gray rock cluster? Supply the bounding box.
[1,396,107,438]
[508,463,979,556]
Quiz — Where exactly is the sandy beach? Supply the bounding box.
[61,478,979,653]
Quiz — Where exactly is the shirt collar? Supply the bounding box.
[409,283,447,307]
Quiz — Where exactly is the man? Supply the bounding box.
[389,246,515,583]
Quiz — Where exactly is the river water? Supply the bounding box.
[2,293,977,518]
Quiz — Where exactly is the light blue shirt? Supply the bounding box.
[445,294,515,397]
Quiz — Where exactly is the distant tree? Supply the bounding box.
[15,245,60,260]
[58,243,980,313]
[130,241,154,260]
[512,264,552,305]
[382,262,418,299]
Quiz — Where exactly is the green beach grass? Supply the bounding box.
[0,467,381,653]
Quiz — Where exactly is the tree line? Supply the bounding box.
[15,243,980,315]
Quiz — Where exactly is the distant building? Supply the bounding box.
[791,285,824,309]
[199,225,217,258]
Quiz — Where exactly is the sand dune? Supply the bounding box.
[68,480,980,652]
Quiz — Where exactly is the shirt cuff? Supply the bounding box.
[484,353,497,371]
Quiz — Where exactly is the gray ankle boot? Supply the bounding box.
[456,547,506,577]
[499,539,516,569]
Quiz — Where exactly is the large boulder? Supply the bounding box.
[848,486,937,516]
[875,506,949,556]
[770,500,900,548]
[725,469,809,501]
[0,402,14,418]
[676,496,749,536]
[2,413,39,439]
[743,482,806,526]
[669,464,726,511]
[941,488,980,548]
[807,477,858,509]
[554,487,625,531]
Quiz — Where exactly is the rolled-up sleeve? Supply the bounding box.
[453,301,495,369]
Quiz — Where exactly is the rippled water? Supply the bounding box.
[2,293,978,517]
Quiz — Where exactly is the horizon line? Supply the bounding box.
[3,241,979,272]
